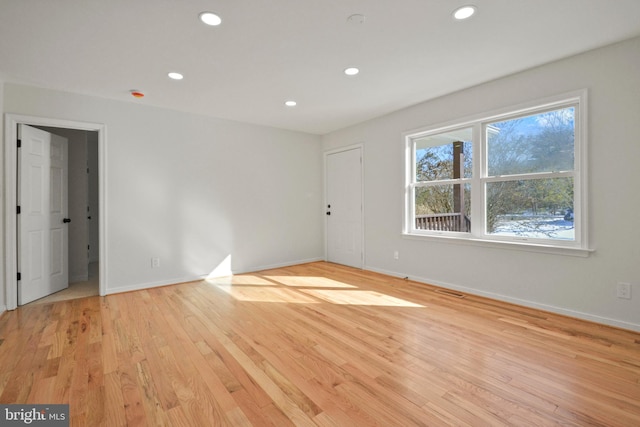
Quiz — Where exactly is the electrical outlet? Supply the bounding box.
[617,282,631,299]
[393,250,399,260]
[151,257,161,268]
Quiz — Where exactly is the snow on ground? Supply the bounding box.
[491,215,574,240]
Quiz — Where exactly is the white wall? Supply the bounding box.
[2,84,323,296]
[323,36,640,331]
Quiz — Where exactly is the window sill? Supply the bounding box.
[402,232,593,257]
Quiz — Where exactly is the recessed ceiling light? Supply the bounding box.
[168,72,184,80]
[453,5,476,20]
[199,12,222,26]
[344,67,360,76]
[285,100,297,107]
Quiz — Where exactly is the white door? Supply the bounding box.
[326,147,363,268]
[18,124,69,305]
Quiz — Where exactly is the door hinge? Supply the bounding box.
[16,206,21,214]
[17,139,22,148]
[17,272,21,281]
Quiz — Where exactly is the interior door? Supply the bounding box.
[326,147,363,268]
[18,124,69,305]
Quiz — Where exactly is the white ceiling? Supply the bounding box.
[1,0,639,135]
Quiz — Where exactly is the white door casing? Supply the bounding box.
[325,146,363,268]
[18,124,69,304]
[4,114,107,311]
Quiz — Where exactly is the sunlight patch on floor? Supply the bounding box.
[206,275,276,286]
[207,272,424,307]
[265,275,356,288]
[300,289,424,307]
[216,285,320,303]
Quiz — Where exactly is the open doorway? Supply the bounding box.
[27,126,100,305]
[4,114,106,310]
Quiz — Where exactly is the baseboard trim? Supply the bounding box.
[231,257,325,275]
[366,265,640,333]
[70,274,89,283]
[106,276,205,295]
[105,257,325,296]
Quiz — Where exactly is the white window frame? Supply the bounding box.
[403,90,590,257]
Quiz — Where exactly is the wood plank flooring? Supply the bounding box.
[0,261,639,426]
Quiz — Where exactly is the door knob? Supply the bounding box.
[326,212,331,215]
[63,218,71,223]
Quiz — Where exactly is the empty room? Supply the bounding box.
[1,1,639,426]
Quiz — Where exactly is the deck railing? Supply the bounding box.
[415,213,471,232]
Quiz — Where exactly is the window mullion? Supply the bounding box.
[471,123,484,237]
[483,170,574,183]
[406,139,417,232]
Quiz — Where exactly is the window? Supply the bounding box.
[413,127,473,232]
[404,92,587,252]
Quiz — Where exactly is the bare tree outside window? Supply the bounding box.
[486,108,575,239]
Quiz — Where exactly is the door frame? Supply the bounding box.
[324,144,365,268]
[4,113,107,309]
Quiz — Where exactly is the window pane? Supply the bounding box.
[486,178,574,240]
[415,184,471,232]
[415,128,472,181]
[487,107,575,176]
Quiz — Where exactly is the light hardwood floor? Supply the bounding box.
[0,262,638,426]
